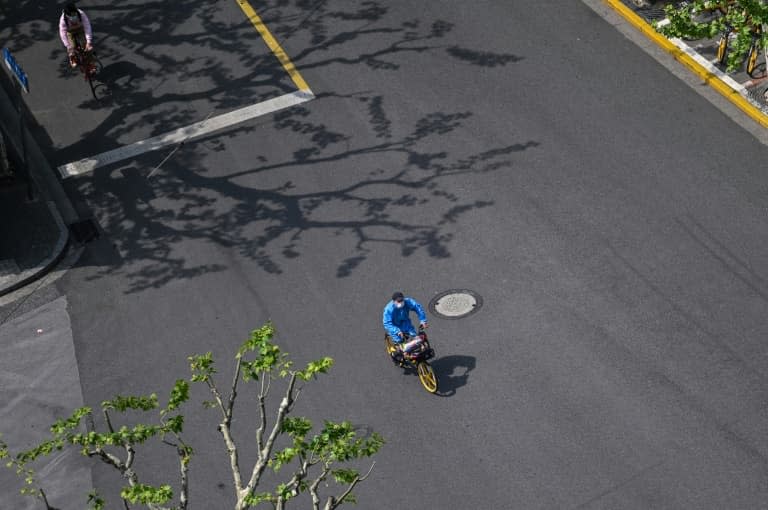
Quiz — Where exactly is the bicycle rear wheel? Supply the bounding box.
[416,361,438,393]
[87,74,97,99]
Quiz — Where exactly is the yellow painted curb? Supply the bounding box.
[603,0,768,128]
[236,0,311,92]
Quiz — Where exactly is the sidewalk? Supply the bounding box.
[0,174,68,297]
[0,64,76,298]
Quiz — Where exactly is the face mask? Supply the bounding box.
[395,301,404,309]
[67,14,79,22]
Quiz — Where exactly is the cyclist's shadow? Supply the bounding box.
[430,354,476,397]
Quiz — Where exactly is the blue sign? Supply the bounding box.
[3,48,29,93]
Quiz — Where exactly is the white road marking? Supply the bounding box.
[667,35,747,94]
[58,89,315,178]
[652,18,749,95]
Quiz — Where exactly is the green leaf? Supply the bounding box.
[271,447,298,471]
[237,322,276,358]
[244,491,275,505]
[166,379,190,412]
[50,407,91,435]
[189,352,216,382]
[87,490,105,510]
[332,468,359,484]
[281,416,313,441]
[163,415,185,434]
[102,395,158,412]
[297,357,334,381]
[120,483,173,505]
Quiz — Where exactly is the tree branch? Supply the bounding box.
[244,373,298,498]
[275,453,311,510]
[226,358,242,422]
[177,446,190,510]
[255,373,267,454]
[325,462,376,510]
[87,447,125,472]
[102,408,115,434]
[207,377,229,422]
[207,372,244,493]
[218,419,243,493]
[309,465,331,510]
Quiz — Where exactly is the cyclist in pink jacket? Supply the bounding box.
[59,3,93,68]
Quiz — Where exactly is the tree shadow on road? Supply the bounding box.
[6,0,532,292]
[74,92,538,292]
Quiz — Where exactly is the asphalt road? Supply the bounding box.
[4,0,768,508]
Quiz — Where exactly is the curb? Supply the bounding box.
[604,0,768,129]
[0,202,69,297]
[0,62,78,297]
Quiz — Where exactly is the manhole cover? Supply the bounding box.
[429,289,482,320]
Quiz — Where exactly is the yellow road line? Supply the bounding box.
[236,0,311,92]
[603,0,768,129]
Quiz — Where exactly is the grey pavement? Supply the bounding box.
[0,296,91,510]
[3,0,768,509]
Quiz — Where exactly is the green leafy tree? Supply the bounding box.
[2,323,383,510]
[657,0,768,72]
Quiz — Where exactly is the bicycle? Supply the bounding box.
[745,23,763,77]
[715,22,734,65]
[710,2,763,74]
[70,37,101,99]
[384,325,438,393]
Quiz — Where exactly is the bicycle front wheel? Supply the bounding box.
[385,334,397,355]
[417,361,438,393]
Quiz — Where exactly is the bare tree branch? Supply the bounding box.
[309,465,331,510]
[275,453,311,510]
[86,447,124,472]
[178,446,190,510]
[206,377,229,422]
[104,411,115,434]
[255,373,268,453]
[218,411,243,493]
[243,373,298,500]
[226,358,243,421]
[205,372,244,493]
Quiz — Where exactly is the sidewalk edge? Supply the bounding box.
[603,0,768,129]
[0,201,69,297]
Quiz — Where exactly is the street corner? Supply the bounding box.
[0,180,68,297]
[605,0,768,129]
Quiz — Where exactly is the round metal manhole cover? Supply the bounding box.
[429,289,482,320]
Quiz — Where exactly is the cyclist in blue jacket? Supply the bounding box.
[383,291,428,348]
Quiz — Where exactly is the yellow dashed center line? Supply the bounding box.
[236,0,311,92]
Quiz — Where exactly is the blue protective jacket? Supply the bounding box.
[382,297,427,342]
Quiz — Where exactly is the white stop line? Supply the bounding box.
[58,89,315,178]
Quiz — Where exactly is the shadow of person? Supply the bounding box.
[429,355,476,397]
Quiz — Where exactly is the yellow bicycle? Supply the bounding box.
[385,326,438,394]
